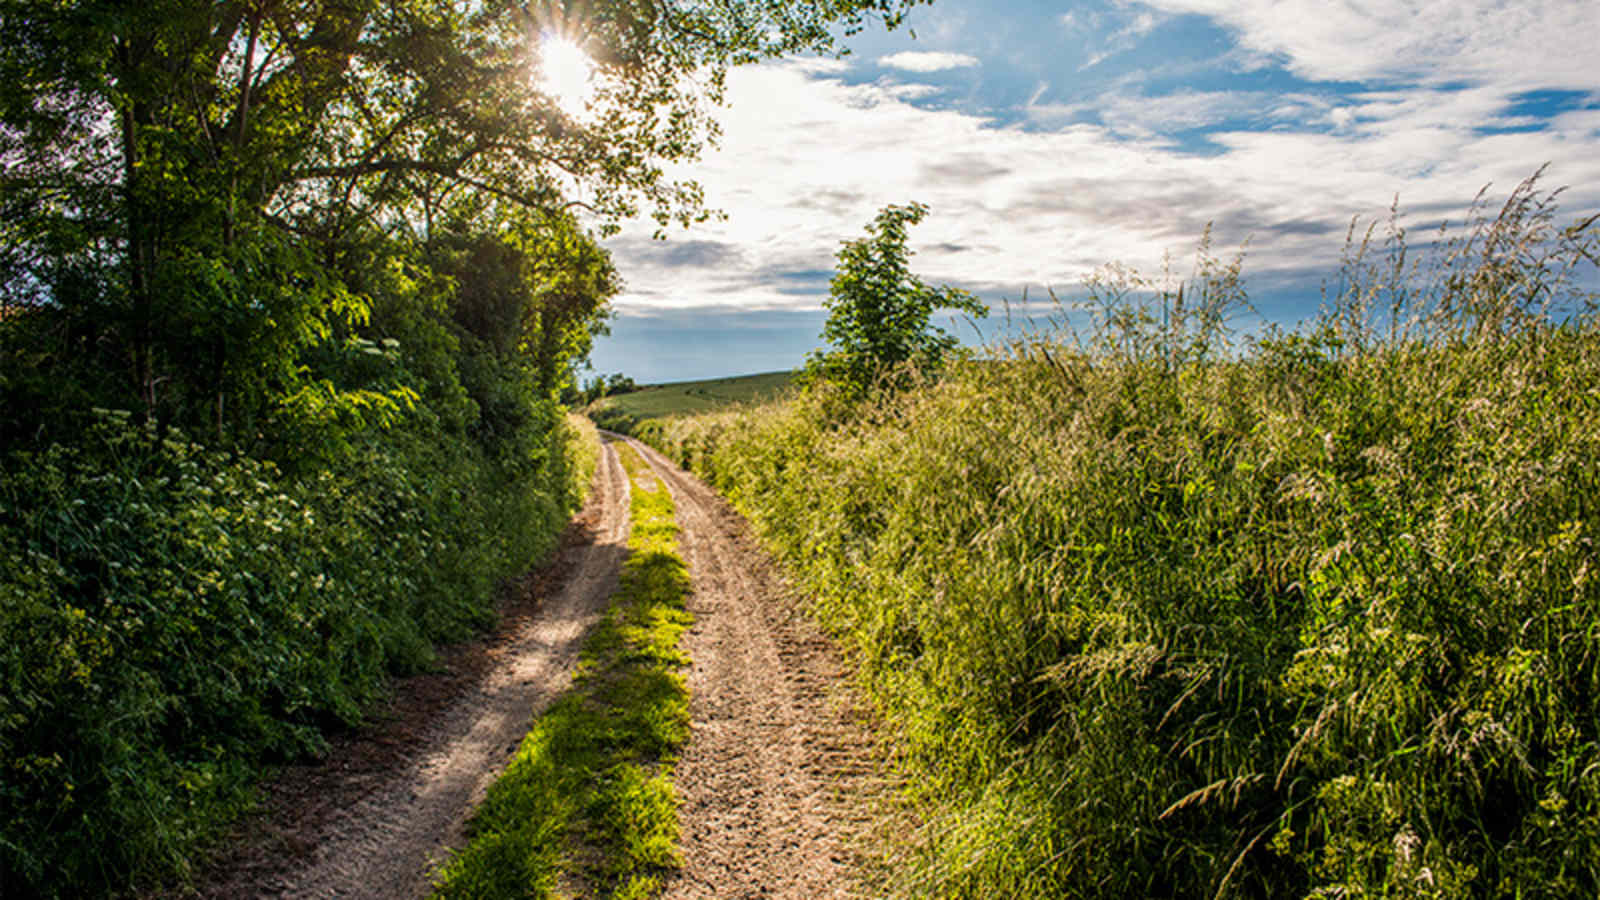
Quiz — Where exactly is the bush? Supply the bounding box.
[804,202,985,398]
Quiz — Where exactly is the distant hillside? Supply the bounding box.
[587,370,794,431]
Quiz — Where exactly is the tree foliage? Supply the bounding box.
[0,0,929,435]
[807,202,986,395]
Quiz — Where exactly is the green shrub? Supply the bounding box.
[804,202,986,398]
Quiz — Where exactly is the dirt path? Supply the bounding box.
[168,433,885,898]
[171,438,631,899]
[621,437,887,900]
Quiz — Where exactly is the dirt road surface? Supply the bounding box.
[624,437,886,900]
[169,432,883,899]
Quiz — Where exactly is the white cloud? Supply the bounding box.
[603,60,1600,316]
[1098,90,1264,135]
[1141,0,1600,89]
[883,81,944,101]
[786,57,852,76]
[878,51,981,72]
[1117,9,1165,40]
[1079,3,1171,69]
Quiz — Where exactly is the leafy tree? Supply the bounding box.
[573,371,637,405]
[0,0,929,436]
[428,208,617,391]
[520,215,622,397]
[415,207,618,453]
[808,202,986,395]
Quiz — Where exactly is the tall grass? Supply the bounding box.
[642,174,1600,897]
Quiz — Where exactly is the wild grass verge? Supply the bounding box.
[432,442,693,899]
[638,176,1600,898]
[567,412,601,504]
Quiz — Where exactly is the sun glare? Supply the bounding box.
[540,34,595,116]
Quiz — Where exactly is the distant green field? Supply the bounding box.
[588,370,794,428]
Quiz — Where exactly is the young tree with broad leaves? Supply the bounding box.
[808,201,986,395]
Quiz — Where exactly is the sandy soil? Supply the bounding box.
[162,432,885,899]
[623,437,888,900]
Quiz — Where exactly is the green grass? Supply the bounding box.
[635,178,1600,898]
[588,371,794,432]
[566,412,602,505]
[431,443,693,899]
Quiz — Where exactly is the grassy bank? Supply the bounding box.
[567,412,602,504]
[433,442,693,899]
[640,184,1600,897]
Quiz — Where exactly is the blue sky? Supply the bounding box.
[588,0,1600,383]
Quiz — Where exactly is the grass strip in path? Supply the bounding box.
[432,443,693,899]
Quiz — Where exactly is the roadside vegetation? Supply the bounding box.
[802,201,985,398]
[638,177,1600,897]
[1,268,605,896]
[433,442,693,900]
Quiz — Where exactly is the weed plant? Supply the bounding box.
[433,442,693,899]
[642,174,1600,898]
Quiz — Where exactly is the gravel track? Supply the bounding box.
[177,438,631,899]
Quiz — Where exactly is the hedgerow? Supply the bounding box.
[0,213,610,897]
[0,406,592,894]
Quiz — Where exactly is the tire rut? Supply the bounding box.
[229,438,632,899]
[620,436,886,900]
[167,432,886,899]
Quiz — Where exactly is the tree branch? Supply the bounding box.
[293,156,560,211]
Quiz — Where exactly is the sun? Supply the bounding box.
[539,34,595,116]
